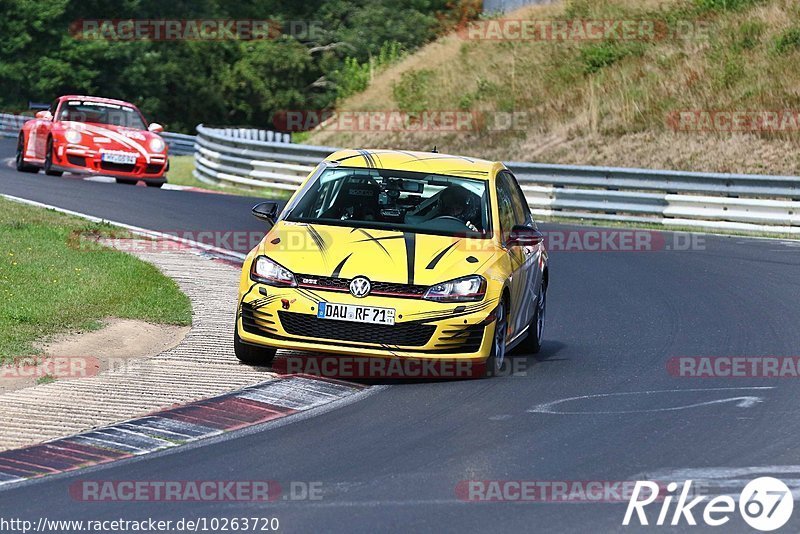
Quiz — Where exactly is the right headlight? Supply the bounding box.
[250,256,296,287]
[423,275,486,302]
[64,129,82,144]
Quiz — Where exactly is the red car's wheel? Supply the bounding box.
[15,135,39,173]
[43,138,63,177]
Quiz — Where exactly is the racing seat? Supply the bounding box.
[321,179,381,220]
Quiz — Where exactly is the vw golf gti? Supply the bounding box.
[235,149,548,377]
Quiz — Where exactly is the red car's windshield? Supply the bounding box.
[57,100,147,130]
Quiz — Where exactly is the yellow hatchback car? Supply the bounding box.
[235,149,548,377]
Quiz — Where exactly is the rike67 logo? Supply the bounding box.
[623,477,793,531]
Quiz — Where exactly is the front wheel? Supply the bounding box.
[145,181,164,188]
[234,328,276,366]
[43,138,63,176]
[115,178,138,185]
[483,298,508,378]
[517,281,546,354]
[15,135,39,173]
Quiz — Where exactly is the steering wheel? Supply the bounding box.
[432,215,467,225]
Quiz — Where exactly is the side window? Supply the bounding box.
[496,175,516,243]
[49,99,59,117]
[500,172,529,226]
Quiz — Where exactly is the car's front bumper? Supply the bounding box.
[237,283,499,361]
[51,142,167,180]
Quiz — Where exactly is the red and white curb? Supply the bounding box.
[0,375,365,487]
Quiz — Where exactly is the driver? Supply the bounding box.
[437,185,478,232]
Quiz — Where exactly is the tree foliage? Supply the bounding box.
[0,0,471,132]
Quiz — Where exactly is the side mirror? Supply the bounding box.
[35,110,52,120]
[148,122,164,133]
[507,225,543,247]
[252,202,279,225]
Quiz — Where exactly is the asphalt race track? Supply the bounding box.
[2,137,800,532]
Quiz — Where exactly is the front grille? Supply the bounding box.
[67,155,86,166]
[100,162,136,173]
[278,311,435,347]
[296,274,427,298]
[145,163,164,174]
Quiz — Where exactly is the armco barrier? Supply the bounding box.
[193,124,799,235]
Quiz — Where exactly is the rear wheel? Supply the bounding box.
[115,178,138,185]
[234,328,276,366]
[483,298,508,378]
[43,138,63,176]
[15,135,39,173]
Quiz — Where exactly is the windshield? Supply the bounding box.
[285,166,491,238]
[57,100,147,130]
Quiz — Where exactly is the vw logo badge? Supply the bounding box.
[349,276,371,298]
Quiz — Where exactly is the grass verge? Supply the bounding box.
[168,155,292,199]
[0,197,192,362]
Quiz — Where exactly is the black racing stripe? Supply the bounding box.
[364,150,377,168]
[294,288,321,304]
[355,229,401,256]
[403,232,416,285]
[331,253,353,278]
[426,241,460,270]
[358,149,375,168]
[306,225,328,255]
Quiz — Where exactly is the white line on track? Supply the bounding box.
[527,387,775,415]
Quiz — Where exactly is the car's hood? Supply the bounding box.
[61,121,160,153]
[260,221,502,286]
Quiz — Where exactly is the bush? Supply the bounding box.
[774,28,800,54]
[392,69,435,113]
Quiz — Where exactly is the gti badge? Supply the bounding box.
[349,276,371,298]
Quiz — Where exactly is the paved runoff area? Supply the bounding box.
[0,240,276,452]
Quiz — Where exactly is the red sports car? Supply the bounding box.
[15,95,168,187]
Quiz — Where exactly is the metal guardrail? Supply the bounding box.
[1,112,196,156]
[160,131,195,155]
[193,124,800,235]
[0,113,28,139]
[193,124,321,191]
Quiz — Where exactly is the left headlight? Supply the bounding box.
[149,137,165,152]
[250,256,297,287]
[64,129,82,144]
[423,275,486,302]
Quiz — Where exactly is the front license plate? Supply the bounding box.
[101,151,138,165]
[317,302,395,326]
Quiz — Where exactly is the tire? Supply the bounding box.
[43,138,63,176]
[234,328,276,366]
[483,297,508,378]
[15,135,39,173]
[145,181,164,188]
[115,178,138,185]
[517,281,546,354]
